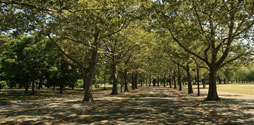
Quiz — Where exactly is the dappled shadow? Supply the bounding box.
[1,87,254,124]
[199,98,254,124]
[67,87,220,124]
[178,87,254,124]
[0,90,114,124]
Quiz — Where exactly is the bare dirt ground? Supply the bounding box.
[0,86,253,124]
[180,86,254,124]
[0,88,141,124]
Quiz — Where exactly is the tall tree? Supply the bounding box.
[155,0,254,100]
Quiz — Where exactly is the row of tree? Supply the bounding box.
[1,0,254,101]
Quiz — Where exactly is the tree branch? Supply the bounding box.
[47,35,85,69]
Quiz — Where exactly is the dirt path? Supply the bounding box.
[1,86,253,124]
[66,87,223,124]
[176,87,254,124]
[0,88,142,124]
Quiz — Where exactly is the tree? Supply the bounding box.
[101,32,138,95]
[155,0,254,100]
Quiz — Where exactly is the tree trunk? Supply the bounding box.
[146,78,148,86]
[173,71,177,89]
[38,79,43,90]
[224,78,227,84]
[81,68,86,90]
[111,64,118,95]
[169,78,172,88]
[153,79,156,86]
[83,35,99,102]
[103,75,106,90]
[120,76,123,93]
[163,78,166,87]
[186,63,193,94]
[202,79,206,89]
[218,77,222,84]
[206,69,220,101]
[32,82,35,95]
[60,82,63,94]
[196,63,200,96]
[134,73,138,89]
[124,69,128,92]
[177,65,182,91]
[25,83,29,93]
[72,83,74,90]
[157,78,160,87]
[131,73,135,90]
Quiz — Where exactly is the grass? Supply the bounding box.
[190,83,254,95]
[0,84,114,105]
[217,84,254,95]
[0,88,84,105]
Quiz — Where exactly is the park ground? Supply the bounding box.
[0,84,254,124]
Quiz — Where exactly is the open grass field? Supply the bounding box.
[217,84,254,95]
[191,83,254,95]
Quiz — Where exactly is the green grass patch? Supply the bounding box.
[217,84,254,95]
[189,84,254,95]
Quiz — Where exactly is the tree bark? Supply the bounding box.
[32,82,35,95]
[196,63,200,96]
[60,82,63,94]
[81,68,87,90]
[25,83,29,93]
[169,78,172,88]
[103,75,106,90]
[218,77,222,84]
[131,73,135,90]
[157,78,160,87]
[202,79,206,89]
[123,69,128,92]
[173,71,177,89]
[134,73,138,89]
[186,63,193,94]
[83,33,99,102]
[38,79,43,90]
[163,79,166,87]
[177,64,182,91]
[206,69,220,100]
[153,79,156,86]
[111,64,118,95]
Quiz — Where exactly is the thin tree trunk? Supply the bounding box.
[131,73,135,90]
[111,64,118,95]
[60,82,63,94]
[196,63,200,96]
[187,63,193,94]
[124,69,128,92]
[157,78,160,87]
[103,75,106,90]
[38,79,42,90]
[177,65,182,91]
[32,82,35,95]
[153,79,156,86]
[173,71,177,89]
[202,79,206,89]
[81,68,86,90]
[25,83,29,93]
[134,73,138,89]
[169,78,172,88]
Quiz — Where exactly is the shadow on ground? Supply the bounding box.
[68,87,220,124]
